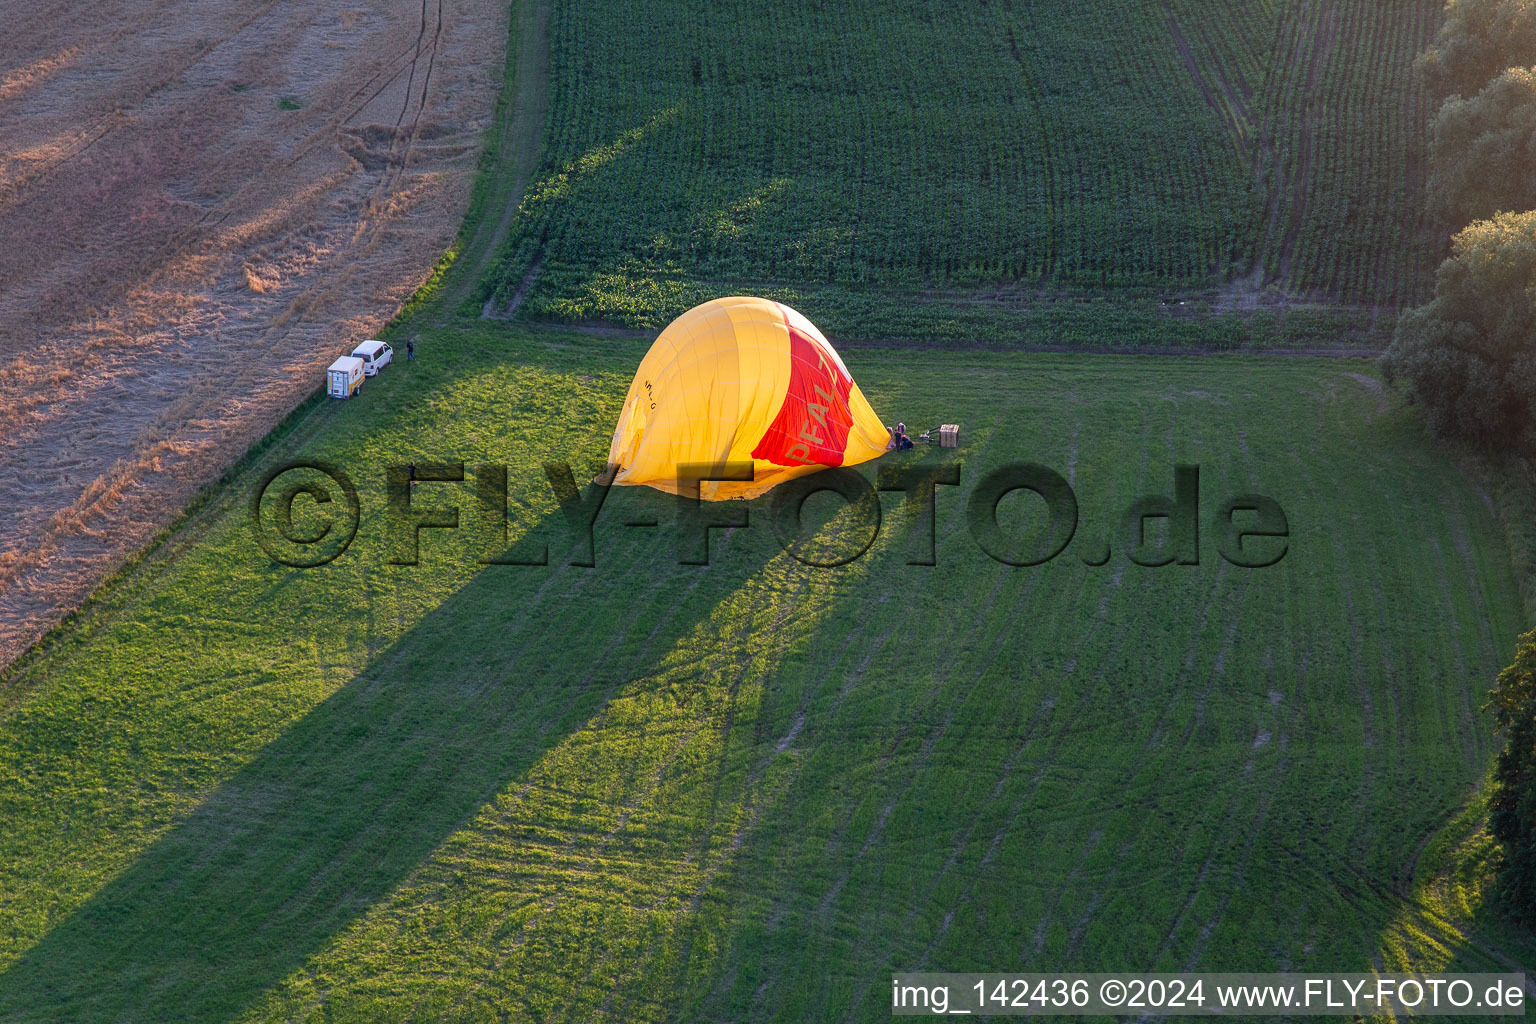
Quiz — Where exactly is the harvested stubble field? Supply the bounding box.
[0,320,1530,1021]
[0,0,508,668]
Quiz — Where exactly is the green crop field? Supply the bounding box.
[485,0,1444,345]
[0,318,1529,1021]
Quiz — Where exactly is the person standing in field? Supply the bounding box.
[407,339,415,361]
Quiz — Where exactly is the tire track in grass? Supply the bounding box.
[249,559,652,934]
[811,554,1015,921]
[1136,563,1234,752]
[1136,392,1333,980]
[1346,435,1454,894]
[1028,829,1104,958]
[265,523,750,1022]
[904,564,1149,982]
[738,618,906,1019]
[824,590,1042,1017]
[1374,489,1501,926]
[844,403,1158,1004]
[1177,731,1284,971]
[1425,533,1478,775]
[1269,385,1398,966]
[1181,567,1246,741]
[0,371,622,989]
[446,0,551,315]
[1366,482,1414,793]
[701,613,901,995]
[1125,574,1259,985]
[1445,496,1505,718]
[1182,648,1292,961]
[1059,397,1264,977]
[584,573,839,1019]
[1124,541,1282,999]
[949,398,1166,967]
[3,473,667,1015]
[1063,839,1135,961]
[298,379,623,692]
[550,502,932,1020]
[363,504,624,694]
[442,589,752,1021]
[887,562,1081,956]
[260,547,713,1024]
[669,437,1003,1016]
[894,560,1133,974]
[578,428,984,1017]
[686,565,842,871]
[598,601,900,1021]
[414,516,899,1020]
[1160,377,1446,978]
[1283,834,1534,988]
[1086,372,1459,979]
[804,430,1012,925]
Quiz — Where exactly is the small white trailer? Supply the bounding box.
[327,356,365,399]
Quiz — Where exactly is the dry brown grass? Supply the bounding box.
[0,0,508,668]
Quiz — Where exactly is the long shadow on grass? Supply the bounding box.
[0,485,775,1022]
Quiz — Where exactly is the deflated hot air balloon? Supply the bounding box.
[606,297,890,500]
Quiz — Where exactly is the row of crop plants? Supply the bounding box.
[1249,0,1441,303]
[484,0,1441,332]
[488,0,1260,326]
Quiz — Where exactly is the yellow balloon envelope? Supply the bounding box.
[606,297,889,499]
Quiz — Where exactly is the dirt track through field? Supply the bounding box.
[0,0,507,668]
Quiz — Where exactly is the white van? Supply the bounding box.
[327,356,365,399]
[351,339,393,376]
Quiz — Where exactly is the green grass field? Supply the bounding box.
[485,0,1444,344]
[0,317,1529,1021]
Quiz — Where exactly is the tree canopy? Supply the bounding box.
[1429,67,1536,226]
[1489,630,1536,920]
[1382,211,1536,454]
[1417,0,1536,101]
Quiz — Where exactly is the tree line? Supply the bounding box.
[1385,0,1536,924]
[1384,0,1536,454]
